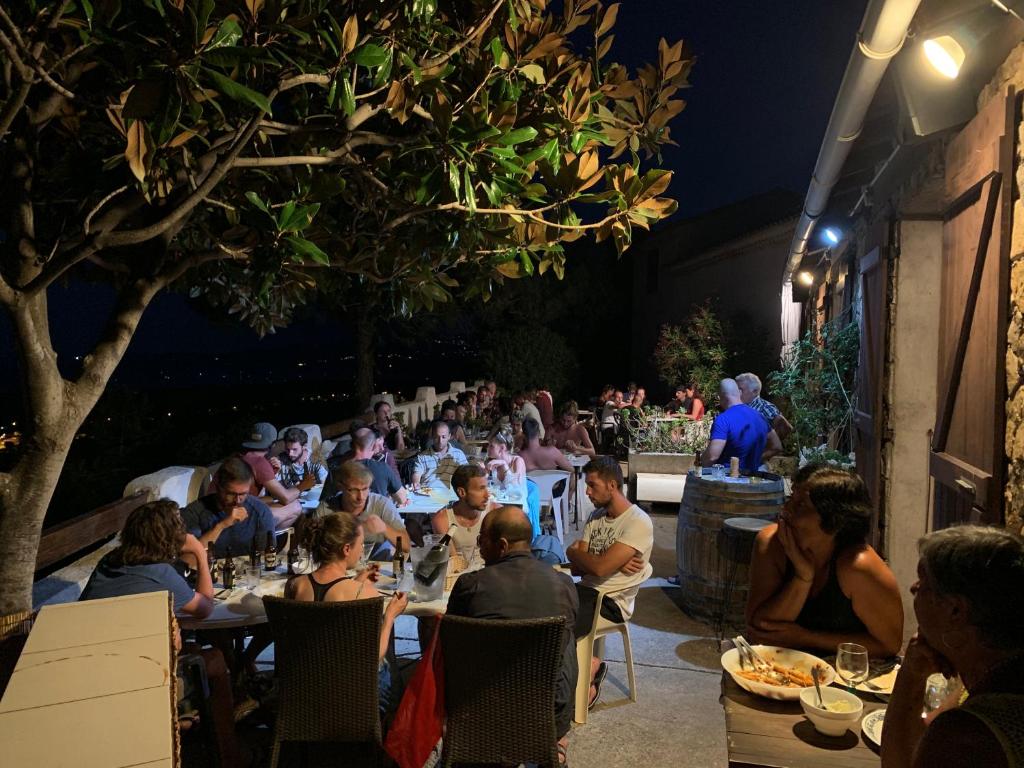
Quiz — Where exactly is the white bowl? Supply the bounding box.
[799,686,864,736]
[721,645,836,700]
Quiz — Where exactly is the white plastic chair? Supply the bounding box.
[573,586,637,724]
[526,469,570,544]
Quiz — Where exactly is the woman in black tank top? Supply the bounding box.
[284,514,408,714]
[745,464,903,658]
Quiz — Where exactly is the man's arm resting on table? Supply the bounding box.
[567,540,639,578]
[264,477,300,504]
[180,592,214,619]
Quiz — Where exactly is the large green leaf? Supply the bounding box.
[353,43,390,67]
[204,68,271,113]
[286,236,330,265]
[496,126,538,146]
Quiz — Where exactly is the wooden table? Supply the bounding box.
[0,592,177,768]
[721,672,883,768]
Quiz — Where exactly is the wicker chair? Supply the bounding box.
[262,595,385,768]
[440,615,566,767]
[0,610,35,700]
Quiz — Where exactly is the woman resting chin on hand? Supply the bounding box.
[745,464,903,658]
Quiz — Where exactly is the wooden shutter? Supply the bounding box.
[855,246,887,547]
[930,89,1013,529]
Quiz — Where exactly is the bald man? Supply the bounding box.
[702,378,780,472]
[447,506,579,743]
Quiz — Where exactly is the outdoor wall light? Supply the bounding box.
[823,228,841,246]
[797,271,815,287]
[923,35,966,78]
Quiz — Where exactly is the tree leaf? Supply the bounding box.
[519,251,534,275]
[205,18,241,50]
[497,126,538,145]
[124,120,152,182]
[245,0,264,19]
[496,261,522,278]
[520,63,545,84]
[245,191,269,213]
[463,166,476,213]
[340,77,356,117]
[204,68,272,113]
[342,15,359,55]
[597,3,621,36]
[354,43,389,67]
[286,235,330,265]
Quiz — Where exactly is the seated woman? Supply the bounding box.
[285,513,408,713]
[746,464,903,657]
[681,383,705,420]
[881,526,1024,768]
[485,429,527,485]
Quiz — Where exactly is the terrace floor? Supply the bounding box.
[227,506,729,768]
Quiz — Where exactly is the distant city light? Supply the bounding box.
[823,228,840,245]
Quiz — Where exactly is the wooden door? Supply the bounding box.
[855,246,887,547]
[930,89,1013,529]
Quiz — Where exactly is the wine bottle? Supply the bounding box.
[286,531,298,575]
[207,541,219,582]
[414,533,452,585]
[222,547,235,589]
[264,530,278,571]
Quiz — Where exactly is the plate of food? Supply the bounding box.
[861,708,885,747]
[721,645,836,700]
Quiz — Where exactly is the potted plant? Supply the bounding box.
[625,406,714,476]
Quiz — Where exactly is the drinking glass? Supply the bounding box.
[245,565,261,591]
[359,540,377,569]
[923,673,961,716]
[712,463,725,480]
[293,546,311,574]
[836,642,870,689]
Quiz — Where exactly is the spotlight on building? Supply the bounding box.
[823,228,840,246]
[923,35,966,79]
[798,271,815,286]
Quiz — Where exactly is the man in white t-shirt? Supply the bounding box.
[567,456,653,710]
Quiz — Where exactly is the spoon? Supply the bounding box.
[812,666,824,709]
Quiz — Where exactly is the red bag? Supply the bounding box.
[385,616,446,768]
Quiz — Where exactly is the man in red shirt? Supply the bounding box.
[235,422,303,529]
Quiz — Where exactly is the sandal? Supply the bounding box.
[588,661,608,711]
[557,742,569,766]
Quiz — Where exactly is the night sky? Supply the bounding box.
[1,1,869,397]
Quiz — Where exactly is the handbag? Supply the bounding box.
[384,615,445,768]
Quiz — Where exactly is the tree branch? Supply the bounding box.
[420,0,505,69]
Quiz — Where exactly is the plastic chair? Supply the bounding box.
[440,615,566,767]
[262,595,385,767]
[527,469,571,544]
[573,587,637,724]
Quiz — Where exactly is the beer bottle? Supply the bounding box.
[249,534,261,569]
[207,541,219,583]
[222,547,235,589]
[392,536,405,578]
[264,530,278,571]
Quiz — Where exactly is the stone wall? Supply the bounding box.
[984,43,1024,534]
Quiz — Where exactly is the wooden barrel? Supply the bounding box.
[676,472,784,626]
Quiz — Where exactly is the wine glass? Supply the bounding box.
[359,540,376,569]
[836,642,870,690]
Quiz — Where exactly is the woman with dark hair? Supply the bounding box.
[485,428,527,484]
[745,464,903,656]
[881,526,1024,768]
[680,383,705,421]
[285,513,408,711]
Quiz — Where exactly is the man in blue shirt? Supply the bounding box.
[703,379,781,472]
[181,457,276,558]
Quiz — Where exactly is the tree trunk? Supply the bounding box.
[354,312,378,411]
[0,434,75,614]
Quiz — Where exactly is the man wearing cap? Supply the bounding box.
[224,422,303,529]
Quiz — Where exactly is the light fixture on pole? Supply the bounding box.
[797,271,815,287]
[823,227,841,246]
[923,35,966,78]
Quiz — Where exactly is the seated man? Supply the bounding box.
[518,417,573,472]
[412,419,468,489]
[227,422,303,529]
[736,372,793,441]
[599,388,625,451]
[318,461,409,558]
[373,400,406,452]
[548,401,596,457]
[567,456,653,710]
[513,390,545,439]
[270,426,327,507]
[430,463,496,549]
[702,378,781,473]
[663,385,690,415]
[182,458,277,558]
[341,426,408,506]
[447,506,579,762]
[439,399,469,447]
[80,501,242,767]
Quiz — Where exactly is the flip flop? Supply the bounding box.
[667,575,680,586]
[589,661,608,711]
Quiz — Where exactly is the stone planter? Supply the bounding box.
[628,450,696,477]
